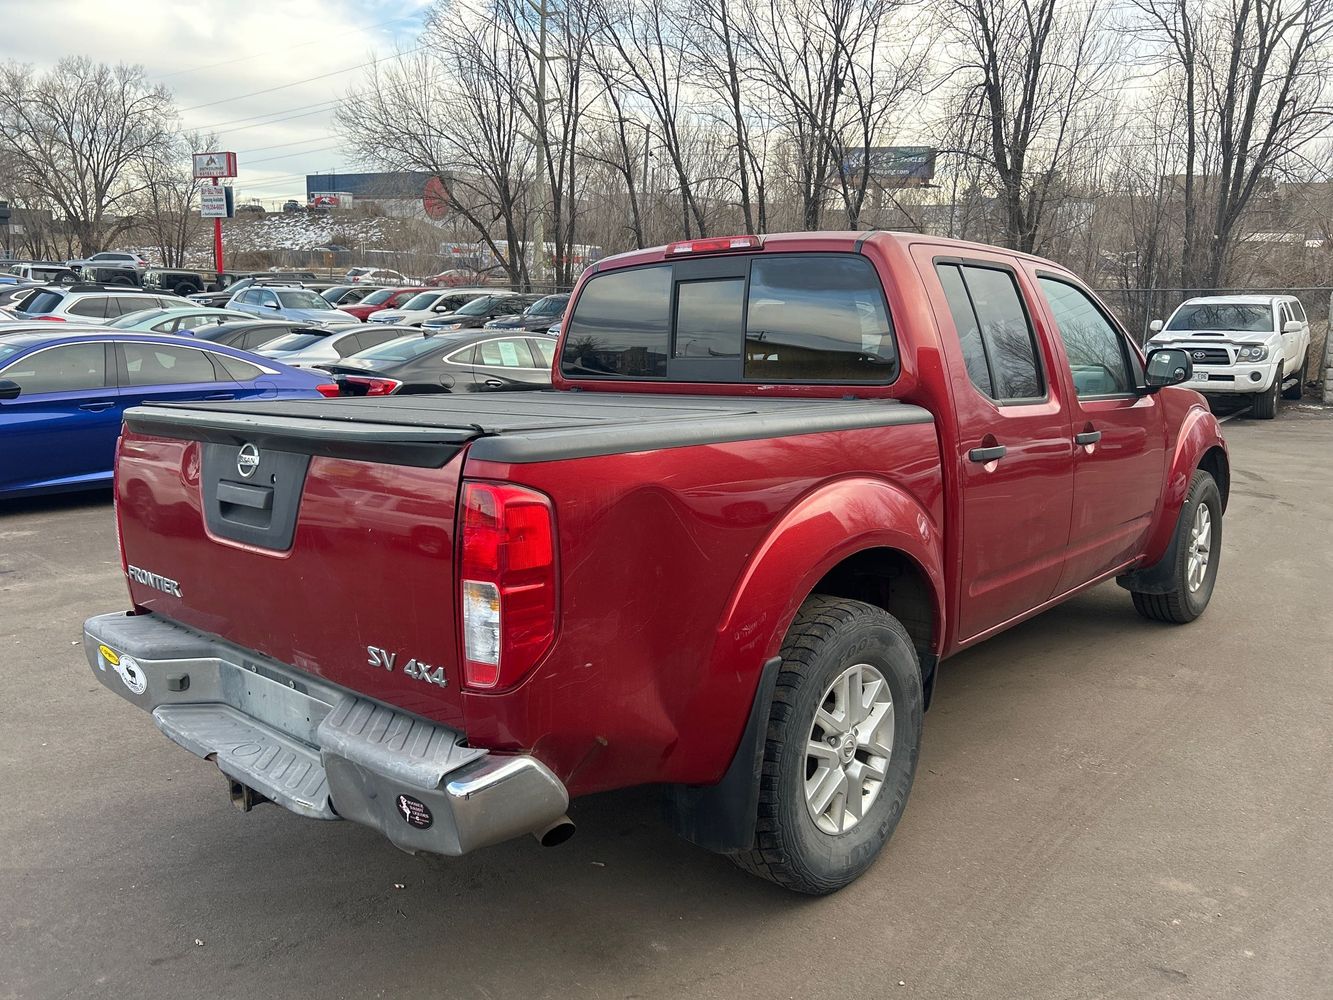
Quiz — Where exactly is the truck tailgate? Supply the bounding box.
[115,402,484,727]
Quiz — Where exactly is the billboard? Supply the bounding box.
[193,152,238,179]
[841,146,936,184]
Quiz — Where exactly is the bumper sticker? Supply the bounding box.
[97,644,120,668]
[396,794,433,829]
[113,654,148,696]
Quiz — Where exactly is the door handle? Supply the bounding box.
[968,445,1007,463]
[204,393,235,400]
[79,401,114,412]
[1074,430,1102,446]
[483,379,504,388]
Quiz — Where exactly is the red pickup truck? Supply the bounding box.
[85,232,1227,894]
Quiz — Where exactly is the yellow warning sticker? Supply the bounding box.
[98,644,120,667]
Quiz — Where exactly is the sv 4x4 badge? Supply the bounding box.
[367,646,447,688]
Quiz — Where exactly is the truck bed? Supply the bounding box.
[125,391,933,466]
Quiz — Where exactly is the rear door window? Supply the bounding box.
[528,337,556,367]
[68,296,109,319]
[121,343,224,386]
[478,338,538,368]
[936,263,1044,402]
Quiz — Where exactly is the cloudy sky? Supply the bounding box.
[7,0,432,202]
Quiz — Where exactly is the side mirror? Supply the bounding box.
[1144,348,1193,391]
[263,301,279,311]
[1148,319,1164,333]
[1283,320,1302,334]
[0,379,21,401]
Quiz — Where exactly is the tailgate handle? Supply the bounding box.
[216,481,273,511]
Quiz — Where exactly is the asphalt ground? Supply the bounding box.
[2,404,1330,1000]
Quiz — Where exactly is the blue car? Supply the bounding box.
[0,330,336,499]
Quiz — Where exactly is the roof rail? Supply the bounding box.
[67,283,160,293]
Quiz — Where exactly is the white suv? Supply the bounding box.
[1147,294,1312,419]
[14,286,181,325]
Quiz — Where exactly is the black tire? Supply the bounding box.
[110,275,133,287]
[175,282,201,297]
[731,595,923,895]
[1251,365,1280,419]
[1282,353,1306,400]
[1131,470,1222,624]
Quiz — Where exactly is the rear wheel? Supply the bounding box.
[1251,365,1280,419]
[1282,353,1307,400]
[175,282,201,297]
[1130,470,1222,624]
[731,596,923,895]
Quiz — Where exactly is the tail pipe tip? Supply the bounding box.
[533,815,576,848]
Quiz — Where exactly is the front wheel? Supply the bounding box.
[1251,365,1281,419]
[1131,470,1222,624]
[731,596,923,894]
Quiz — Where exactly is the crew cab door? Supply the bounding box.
[1028,271,1167,593]
[918,249,1075,642]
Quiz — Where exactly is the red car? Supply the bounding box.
[335,286,419,322]
[86,231,1226,894]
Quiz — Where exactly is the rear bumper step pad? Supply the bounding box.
[84,611,568,856]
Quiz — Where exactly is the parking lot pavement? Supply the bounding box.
[2,406,1330,1000]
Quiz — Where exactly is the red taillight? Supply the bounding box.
[315,382,342,398]
[342,376,402,396]
[665,235,762,255]
[37,315,66,321]
[459,482,557,690]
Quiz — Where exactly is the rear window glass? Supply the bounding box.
[559,255,896,383]
[353,335,445,363]
[561,265,671,378]
[743,256,895,381]
[263,332,327,351]
[20,290,63,314]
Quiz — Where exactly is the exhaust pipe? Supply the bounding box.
[532,816,576,847]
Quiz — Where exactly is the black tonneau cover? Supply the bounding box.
[126,392,933,467]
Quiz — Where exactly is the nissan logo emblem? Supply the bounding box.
[236,443,260,478]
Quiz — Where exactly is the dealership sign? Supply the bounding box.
[200,185,230,218]
[840,146,936,184]
[192,152,238,179]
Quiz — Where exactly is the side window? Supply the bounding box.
[528,337,556,368]
[67,296,108,319]
[213,354,263,381]
[238,289,258,305]
[332,333,362,357]
[358,328,405,351]
[478,338,537,368]
[1290,300,1307,322]
[937,263,1044,401]
[744,256,896,381]
[936,264,994,395]
[122,344,221,386]
[1038,277,1132,397]
[1,344,108,393]
[449,345,477,364]
[561,265,670,377]
[241,330,276,350]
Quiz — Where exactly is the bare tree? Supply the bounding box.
[939,0,1117,254]
[0,58,174,254]
[133,131,218,267]
[1134,0,1333,288]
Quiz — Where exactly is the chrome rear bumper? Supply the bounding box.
[83,611,568,856]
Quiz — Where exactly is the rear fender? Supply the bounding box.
[669,477,944,853]
[1137,399,1228,570]
[712,476,945,682]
